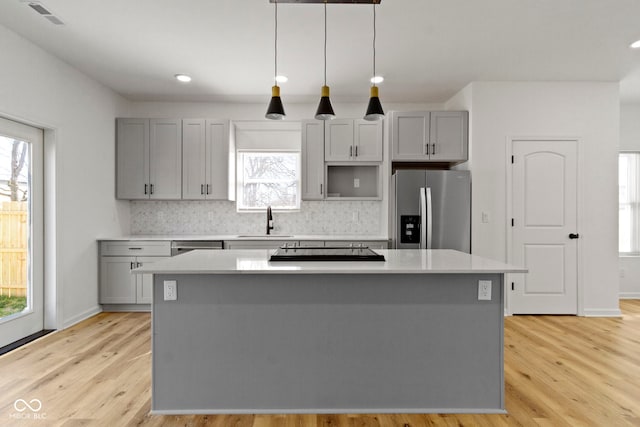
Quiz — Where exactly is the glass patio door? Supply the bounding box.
[0,117,44,349]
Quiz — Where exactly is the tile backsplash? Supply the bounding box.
[130,200,382,236]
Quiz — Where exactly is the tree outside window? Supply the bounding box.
[237,151,300,211]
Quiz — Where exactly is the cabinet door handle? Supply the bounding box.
[128,247,142,250]
[150,184,154,195]
[137,262,142,267]
[206,184,210,195]
[424,143,428,155]
[144,184,148,195]
[350,146,353,157]
[130,262,134,270]
[320,183,323,195]
[201,184,204,195]
[355,146,358,157]
[432,143,436,155]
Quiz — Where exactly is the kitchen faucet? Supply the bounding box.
[266,206,274,235]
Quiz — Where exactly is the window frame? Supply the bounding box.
[236,149,301,212]
[619,151,640,256]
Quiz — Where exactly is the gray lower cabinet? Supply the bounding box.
[99,241,171,308]
[116,118,182,200]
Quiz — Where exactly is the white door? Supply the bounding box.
[511,139,578,314]
[0,117,44,348]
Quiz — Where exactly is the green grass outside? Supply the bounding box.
[0,295,27,318]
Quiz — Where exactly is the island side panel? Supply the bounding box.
[152,273,504,414]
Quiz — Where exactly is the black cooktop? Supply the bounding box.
[269,246,385,262]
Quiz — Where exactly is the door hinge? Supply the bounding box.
[511,218,514,227]
[511,282,514,291]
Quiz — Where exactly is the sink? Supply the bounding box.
[236,235,293,238]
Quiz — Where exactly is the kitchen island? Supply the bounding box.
[134,249,526,415]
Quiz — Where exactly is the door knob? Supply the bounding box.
[569,233,579,239]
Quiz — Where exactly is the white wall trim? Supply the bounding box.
[620,292,640,299]
[62,305,102,329]
[505,135,582,315]
[582,308,622,317]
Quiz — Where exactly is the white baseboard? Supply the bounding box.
[62,305,102,329]
[582,308,623,317]
[620,292,640,299]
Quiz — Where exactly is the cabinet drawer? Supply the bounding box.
[224,240,290,250]
[100,241,171,256]
[327,240,389,249]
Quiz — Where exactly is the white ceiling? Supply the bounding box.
[1,0,640,104]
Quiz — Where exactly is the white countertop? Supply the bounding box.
[132,249,527,275]
[98,234,390,241]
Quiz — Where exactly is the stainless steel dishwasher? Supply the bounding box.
[170,240,223,256]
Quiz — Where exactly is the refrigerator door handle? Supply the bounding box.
[419,187,427,249]
[426,187,433,249]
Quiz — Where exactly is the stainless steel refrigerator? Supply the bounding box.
[391,170,471,252]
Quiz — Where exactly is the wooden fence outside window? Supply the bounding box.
[0,201,27,297]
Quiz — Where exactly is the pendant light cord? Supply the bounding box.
[323,2,327,86]
[372,2,376,87]
[274,1,278,85]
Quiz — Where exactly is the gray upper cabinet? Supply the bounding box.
[353,120,383,161]
[116,118,182,200]
[429,111,468,162]
[301,120,325,200]
[116,118,149,199]
[391,111,430,160]
[182,119,231,200]
[325,119,382,162]
[391,111,468,163]
[325,119,354,161]
[150,119,182,199]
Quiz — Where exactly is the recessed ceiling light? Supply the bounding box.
[631,40,640,49]
[275,75,288,83]
[174,74,192,83]
[370,76,384,84]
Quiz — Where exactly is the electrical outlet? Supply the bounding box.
[354,178,360,188]
[164,280,177,301]
[478,280,492,300]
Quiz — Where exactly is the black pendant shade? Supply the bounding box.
[315,85,335,120]
[266,85,285,120]
[266,2,286,120]
[364,85,384,121]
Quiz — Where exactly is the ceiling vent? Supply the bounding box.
[23,1,65,25]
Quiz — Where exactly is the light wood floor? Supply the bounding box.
[1,301,639,426]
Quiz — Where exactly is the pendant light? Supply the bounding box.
[266,1,286,120]
[315,2,336,120]
[364,1,384,121]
